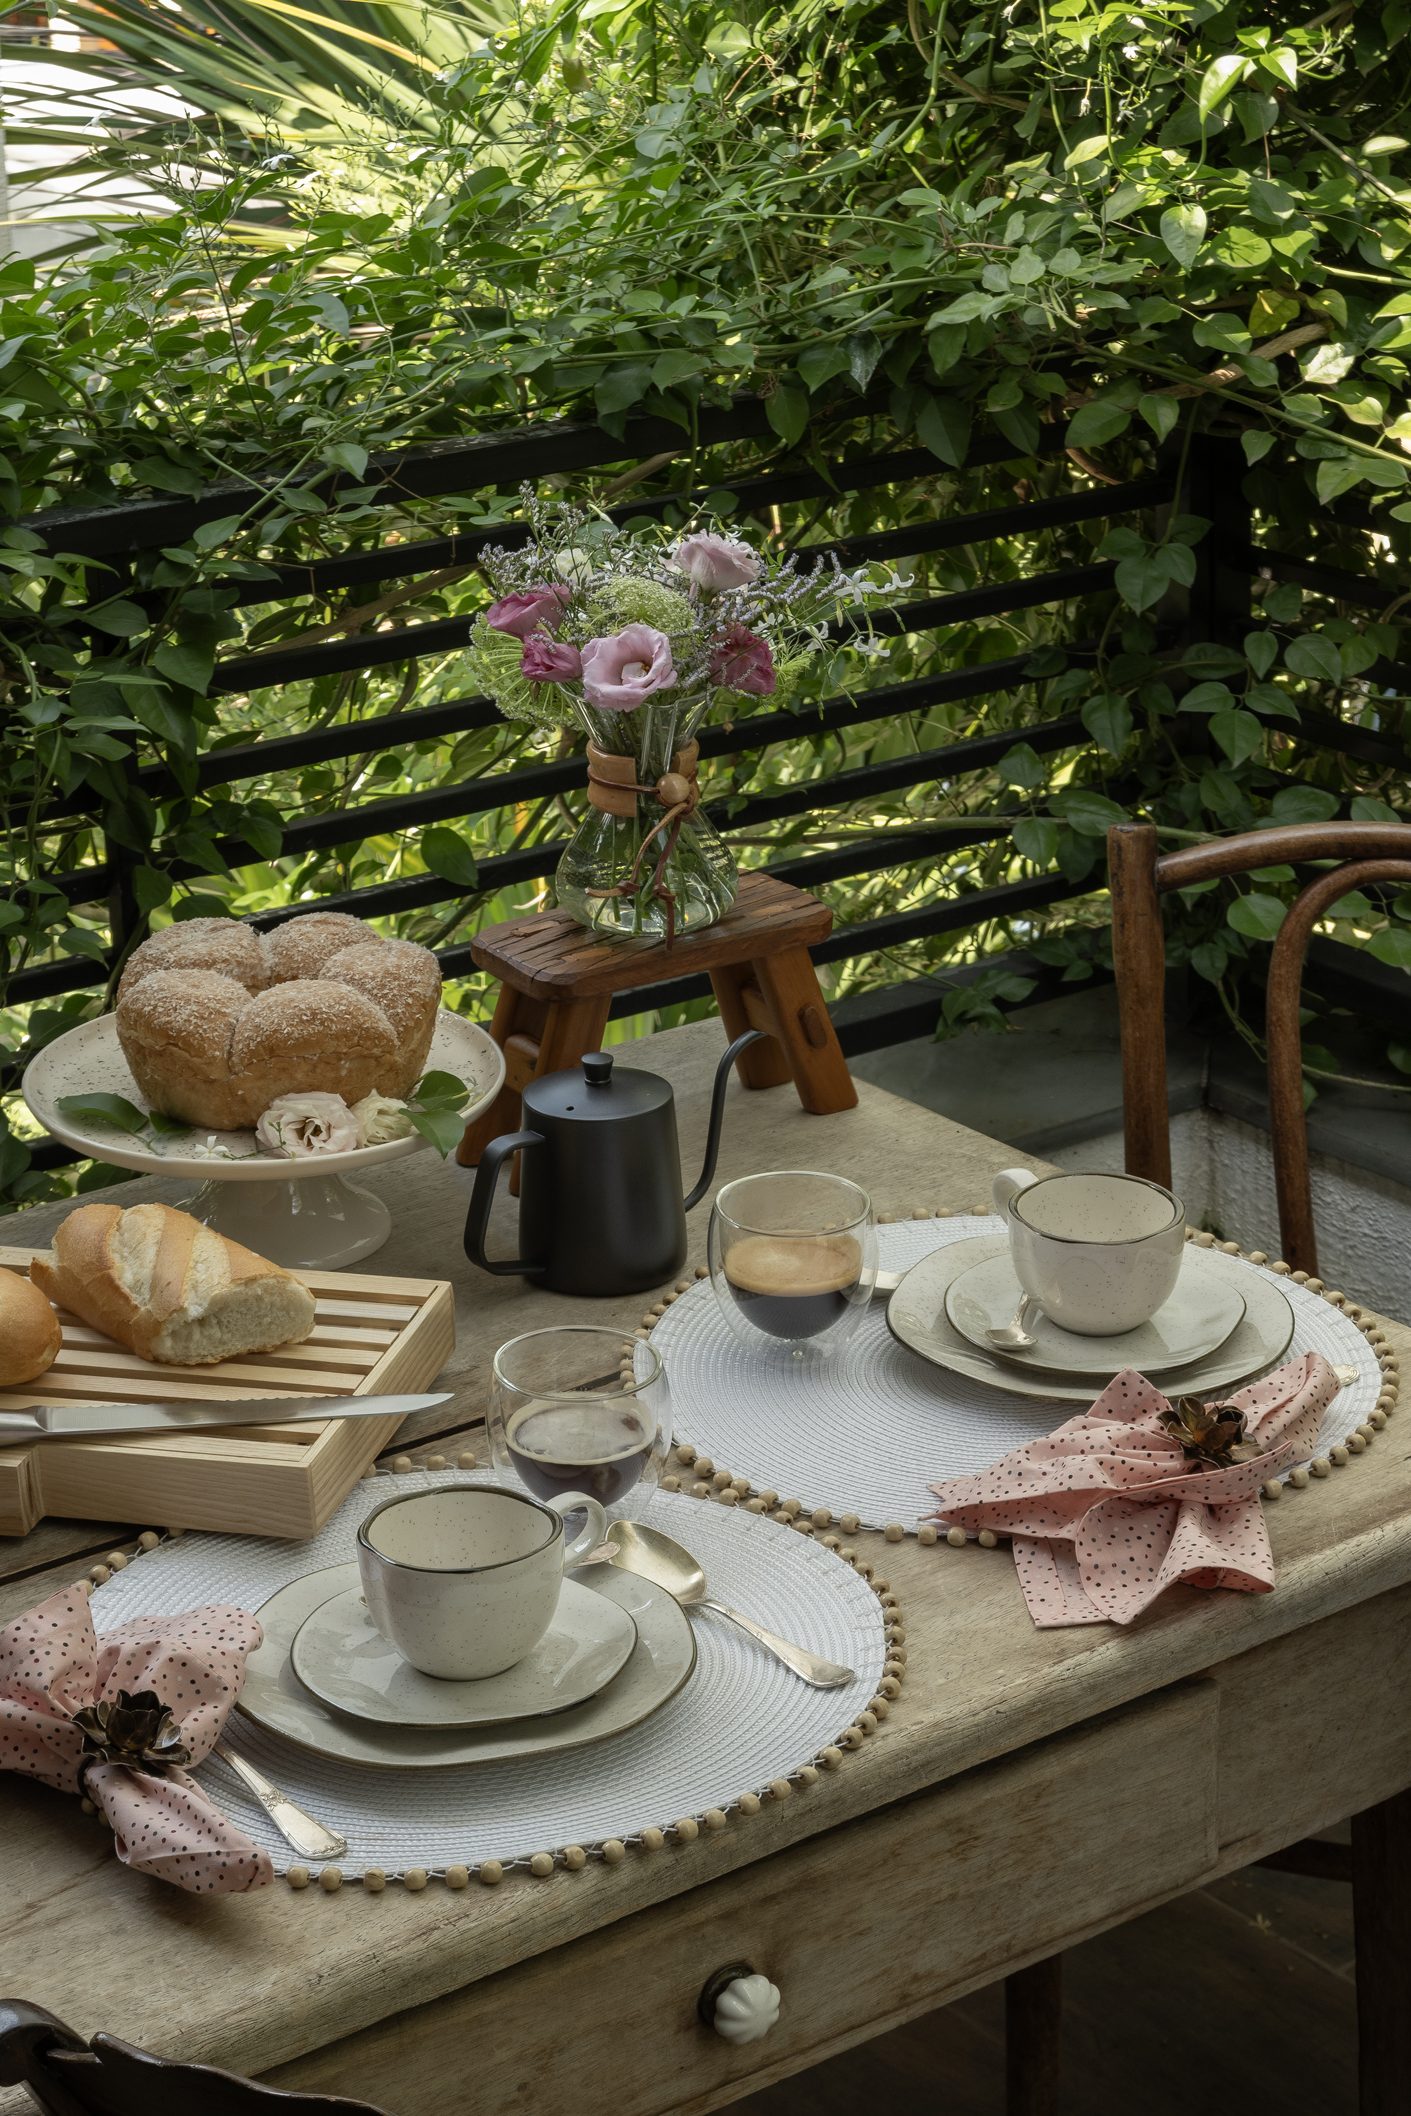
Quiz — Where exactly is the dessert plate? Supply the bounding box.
[291,1576,637,1730]
[238,1562,695,1769]
[888,1235,1295,1404]
[944,1251,1245,1376]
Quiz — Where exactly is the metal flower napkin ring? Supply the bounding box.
[72,1687,192,1793]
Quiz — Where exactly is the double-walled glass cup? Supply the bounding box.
[708,1171,877,1359]
[488,1325,672,1522]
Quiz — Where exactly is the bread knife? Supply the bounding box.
[0,1392,454,1443]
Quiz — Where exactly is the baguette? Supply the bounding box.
[0,1265,62,1385]
[31,1202,317,1366]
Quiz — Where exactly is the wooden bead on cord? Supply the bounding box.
[363,1869,386,1893]
[287,1867,310,1891]
[563,1845,587,1870]
[478,1860,505,1886]
[530,1853,555,1878]
[404,1868,428,1891]
[457,1450,478,1469]
[444,1866,469,1890]
[318,1867,342,1893]
[602,1839,626,1864]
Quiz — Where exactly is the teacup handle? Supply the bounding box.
[550,1491,608,1568]
[992,1167,1037,1217]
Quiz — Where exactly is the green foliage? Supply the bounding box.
[2,0,1410,1202]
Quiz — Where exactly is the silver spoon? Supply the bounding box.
[213,1741,347,1862]
[599,1519,855,1690]
[986,1295,1039,1353]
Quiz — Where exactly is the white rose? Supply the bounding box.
[351,1091,415,1146]
[255,1092,360,1157]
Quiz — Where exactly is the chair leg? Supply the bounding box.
[1353,1789,1411,2114]
[1005,1957,1062,2116]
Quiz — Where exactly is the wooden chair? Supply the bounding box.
[0,2000,387,2116]
[1107,817,1411,2114]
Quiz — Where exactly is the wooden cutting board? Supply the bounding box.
[0,1248,455,1540]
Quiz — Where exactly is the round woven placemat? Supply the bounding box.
[86,1472,898,1890]
[645,1215,1397,1538]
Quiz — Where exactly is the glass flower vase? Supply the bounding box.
[555,732,738,944]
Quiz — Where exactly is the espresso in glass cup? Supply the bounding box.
[489,1326,671,1518]
[709,1171,877,1357]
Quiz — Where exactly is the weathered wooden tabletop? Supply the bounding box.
[2,1018,1409,2113]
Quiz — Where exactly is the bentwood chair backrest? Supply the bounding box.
[1107,820,1411,1277]
[0,2001,389,2116]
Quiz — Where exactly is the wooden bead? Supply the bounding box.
[691,1481,711,1500]
[662,1475,682,1493]
[1311,1457,1332,1477]
[425,1453,447,1472]
[641,1826,666,1851]
[819,1746,844,1768]
[90,1566,110,1585]
[80,1797,97,1815]
[797,1765,820,1786]
[1306,1276,1324,1293]
[363,1869,386,1893]
[872,1577,890,1595]
[839,1513,860,1534]
[1329,1444,1350,1466]
[675,1817,700,1841]
[704,1807,728,1831]
[478,1860,505,1886]
[853,1553,870,1572]
[1220,1240,1241,1255]
[1262,1479,1282,1500]
[746,1498,768,1514]
[879,1675,902,1699]
[138,1531,160,1551]
[1288,1465,1310,1489]
[404,1867,429,1891]
[946,1526,967,1547]
[287,1867,310,1890]
[857,1711,879,1734]
[977,1529,998,1549]
[694,1455,715,1477]
[676,1443,697,1465]
[811,1507,833,1528]
[917,1523,939,1547]
[457,1450,478,1469]
[105,1552,128,1571]
[444,1865,469,1890]
[563,1845,587,1870]
[732,1477,751,1496]
[1249,1251,1269,1266]
[877,1212,897,1224]
[768,1778,793,1801]
[695,1264,709,1279]
[738,1792,762,1815]
[718,1489,739,1506]
[1350,1431,1369,1452]
[759,1490,780,1509]
[675,1280,691,1293]
[840,1726,865,1750]
[869,1697,890,1721]
[1370,1409,1388,1429]
[530,1852,555,1878]
[771,1509,793,1524]
[1272,1259,1291,1274]
[319,1867,342,1893]
[391,1455,413,1474]
[883,1523,905,1543]
[780,1497,802,1517]
[601,1839,626,1864]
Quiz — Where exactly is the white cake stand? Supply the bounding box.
[22,1009,505,1268]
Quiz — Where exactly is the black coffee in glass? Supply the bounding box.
[722,1233,863,1341]
[505,1399,656,1508]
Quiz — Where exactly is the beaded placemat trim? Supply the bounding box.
[639,1214,1402,1542]
[69,1467,905,1895]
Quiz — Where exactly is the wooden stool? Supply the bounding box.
[457,872,857,1166]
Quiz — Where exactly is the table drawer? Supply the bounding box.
[274,1682,1218,2116]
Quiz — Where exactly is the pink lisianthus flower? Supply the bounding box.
[669,532,761,593]
[710,624,776,696]
[521,636,583,682]
[580,624,677,712]
[485,583,572,638]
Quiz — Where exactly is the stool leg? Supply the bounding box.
[457,987,540,1167]
[1005,1957,1062,2116]
[751,946,857,1114]
[533,997,612,1080]
[709,966,793,1091]
[1353,1788,1411,2113]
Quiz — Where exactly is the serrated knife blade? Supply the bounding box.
[0,1392,453,1444]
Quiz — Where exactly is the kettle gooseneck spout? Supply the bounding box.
[684,1030,767,1212]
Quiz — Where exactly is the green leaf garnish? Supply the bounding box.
[55,1092,151,1135]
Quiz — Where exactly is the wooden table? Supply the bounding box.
[3,1019,1410,2116]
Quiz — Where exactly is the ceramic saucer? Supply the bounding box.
[290,1576,636,1730]
[237,1563,695,1769]
[888,1235,1295,1404]
[944,1251,1245,1376]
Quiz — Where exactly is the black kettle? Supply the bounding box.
[463,1031,762,1297]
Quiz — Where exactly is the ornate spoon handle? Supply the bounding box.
[213,1741,348,1861]
[699,1598,854,1689]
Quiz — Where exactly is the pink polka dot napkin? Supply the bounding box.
[929,1351,1341,1627]
[0,1583,273,1892]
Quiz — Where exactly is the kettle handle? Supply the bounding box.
[463,1131,547,1276]
[684,1030,767,1213]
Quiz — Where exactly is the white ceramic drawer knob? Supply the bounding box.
[703,1969,781,2045]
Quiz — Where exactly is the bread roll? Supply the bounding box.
[323,940,440,1095]
[227,982,397,1126]
[264,912,371,984]
[0,1266,62,1385]
[31,1203,316,1366]
[117,917,266,1001]
[115,970,255,1129]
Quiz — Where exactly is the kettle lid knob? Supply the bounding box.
[582,1052,614,1088]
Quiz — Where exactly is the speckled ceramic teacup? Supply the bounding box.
[356,1484,607,1680]
[992,1167,1186,1337]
